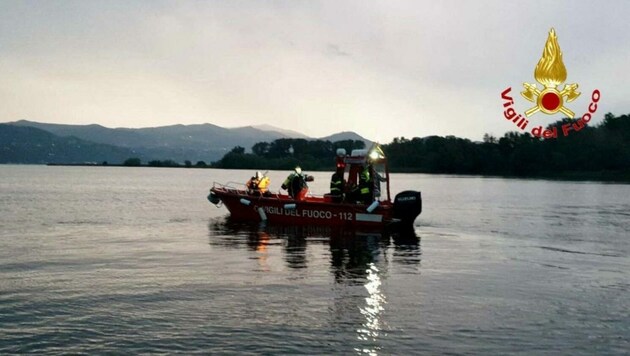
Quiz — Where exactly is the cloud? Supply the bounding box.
[325,44,351,57]
[0,0,629,143]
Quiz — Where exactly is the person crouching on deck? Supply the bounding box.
[247,171,270,196]
[281,166,314,200]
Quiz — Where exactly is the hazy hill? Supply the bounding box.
[10,120,283,146]
[0,124,136,164]
[5,120,373,163]
[252,124,310,139]
[8,120,294,162]
[319,131,373,147]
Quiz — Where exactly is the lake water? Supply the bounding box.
[0,165,628,355]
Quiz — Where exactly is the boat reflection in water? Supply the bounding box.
[207,217,421,355]
[208,217,420,270]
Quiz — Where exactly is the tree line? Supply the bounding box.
[212,139,367,170]
[122,158,208,168]
[383,113,629,179]
[210,113,630,181]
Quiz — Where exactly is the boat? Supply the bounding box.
[207,145,422,230]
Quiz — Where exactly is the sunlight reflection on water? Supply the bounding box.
[356,263,386,355]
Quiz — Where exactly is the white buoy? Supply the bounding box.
[284,203,297,210]
[240,198,251,206]
[258,207,267,221]
[366,200,379,213]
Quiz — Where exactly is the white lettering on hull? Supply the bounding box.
[262,206,353,221]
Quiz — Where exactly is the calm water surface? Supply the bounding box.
[0,166,628,354]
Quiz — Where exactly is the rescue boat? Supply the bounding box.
[207,146,422,230]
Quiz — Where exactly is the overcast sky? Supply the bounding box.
[1,0,629,142]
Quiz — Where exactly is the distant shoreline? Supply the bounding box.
[45,163,206,169]
[39,162,630,183]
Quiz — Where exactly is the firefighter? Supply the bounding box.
[329,171,345,203]
[357,165,372,204]
[246,171,270,195]
[281,166,313,200]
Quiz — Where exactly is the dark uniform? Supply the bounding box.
[329,172,344,203]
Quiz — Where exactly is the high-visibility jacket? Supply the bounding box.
[358,167,371,195]
[247,176,270,193]
[257,176,270,192]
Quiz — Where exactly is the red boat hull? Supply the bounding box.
[210,187,396,228]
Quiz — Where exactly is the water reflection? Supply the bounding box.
[207,218,421,355]
[328,231,383,284]
[208,216,421,273]
[391,226,423,268]
[355,263,386,356]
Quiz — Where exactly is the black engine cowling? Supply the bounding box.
[207,191,221,205]
[393,190,422,225]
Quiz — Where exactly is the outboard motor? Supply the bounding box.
[393,190,422,226]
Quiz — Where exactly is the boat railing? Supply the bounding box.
[212,181,327,201]
[212,181,289,201]
[212,181,385,202]
[212,181,247,193]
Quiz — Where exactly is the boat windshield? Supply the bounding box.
[340,144,391,202]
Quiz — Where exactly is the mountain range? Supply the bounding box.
[0,120,371,164]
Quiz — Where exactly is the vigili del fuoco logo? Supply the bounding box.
[500,28,601,139]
